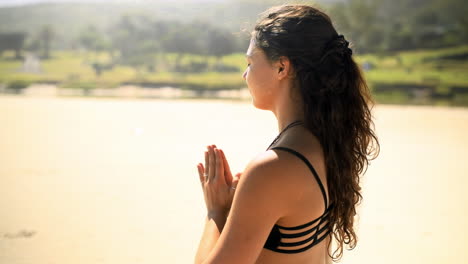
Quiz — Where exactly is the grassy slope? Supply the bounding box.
[358,45,468,87]
[1,46,467,104]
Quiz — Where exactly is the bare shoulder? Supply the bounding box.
[241,149,295,186]
[245,148,320,180]
[236,150,284,196]
[244,148,307,174]
[237,150,310,211]
[205,150,303,263]
[242,144,329,218]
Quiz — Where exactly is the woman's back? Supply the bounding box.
[255,125,332,264]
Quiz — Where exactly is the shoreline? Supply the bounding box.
[0,83,253,101]
[2,83,468,108]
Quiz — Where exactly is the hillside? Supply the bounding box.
[0,1,339,49]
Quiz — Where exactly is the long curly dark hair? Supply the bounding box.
[252,5,380,261]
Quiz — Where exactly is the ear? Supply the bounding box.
[275,56,292,80]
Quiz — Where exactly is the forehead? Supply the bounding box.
[246,40,262,58]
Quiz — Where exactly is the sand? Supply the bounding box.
[0,95,467,263]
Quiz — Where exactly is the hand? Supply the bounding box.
[197,145,241,217]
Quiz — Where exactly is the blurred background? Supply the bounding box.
[0,0,467,263]
[0,0,467,103]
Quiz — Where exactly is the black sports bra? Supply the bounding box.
[263,146,334,254]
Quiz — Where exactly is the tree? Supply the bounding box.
[330,0,383,53]
[0,32,27,59]
[207,28,236,62]
[78,24,111,53]
[109,14,160,69]
[39,25,54,59]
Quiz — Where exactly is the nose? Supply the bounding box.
[242,70,247,80]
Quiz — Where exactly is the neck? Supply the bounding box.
[271,92,304,132]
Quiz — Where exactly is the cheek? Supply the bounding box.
[246,66,263,85]
[252,68,274,90]
[248,69,276,107]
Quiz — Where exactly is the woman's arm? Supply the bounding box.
[194,146,240,263]
[194,212,227,264]
[194,147,292,264]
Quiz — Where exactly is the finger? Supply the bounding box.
[208,146,216,182]
[199,163,205,176]
[220,149,232,185]
[220,149,232,177]
[232,178,240,190]
[197,163,205,185]
[204,149,209,179]
[215,148,226,185]
[231,173,242,192]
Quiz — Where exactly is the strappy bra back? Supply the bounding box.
[263,146,334,254]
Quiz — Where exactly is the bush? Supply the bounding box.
[212,63,239,73]
[7,79,32,89]
[60,81,97,89]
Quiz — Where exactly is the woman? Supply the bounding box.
[194,5,379,264]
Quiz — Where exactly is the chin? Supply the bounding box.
[251,98,270,111]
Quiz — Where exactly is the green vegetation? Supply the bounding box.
[6,79,32,89]
[362,45,468,106]
[329,0,468,53]
[1,45,468,106]
[1,0,467,106]
[1,0,466,54]
[0,50,246,91]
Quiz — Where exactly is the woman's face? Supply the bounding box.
[243,40,279,110]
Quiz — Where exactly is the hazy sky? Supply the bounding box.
[0,0,228,7]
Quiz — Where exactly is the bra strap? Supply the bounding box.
[271,146,328,209]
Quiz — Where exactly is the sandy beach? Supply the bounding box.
[0,95,467,263]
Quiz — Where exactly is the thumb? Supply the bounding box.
[231,172,242,189]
